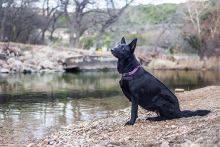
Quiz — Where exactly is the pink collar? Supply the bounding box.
[122,66,140,77]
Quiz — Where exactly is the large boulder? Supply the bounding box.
[7,58,24,72]
[0,68,10,73]
[0,60,6,67]
[0,53,6,60]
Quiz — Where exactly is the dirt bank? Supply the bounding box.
[138,53,220,71]
[30,86,220,147]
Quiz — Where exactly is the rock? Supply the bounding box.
[40,139,49,146]
[40,69,55,73]
[27,143,35,147]
[2,44,118,73]
[175,88,185,93]
[7,57,16,65]
[23,69,32,74]
[0,53,6,60]
[22,63,35,73]
[160,141,170,147]
[23,51,32,59]
[181,139,200,147]
[0,68,10,73]
[35,52,47,59]
[1,62,10,69]
[0,60,6,66]
[14,60,23,72]
[7,58,23,71]
[40,60,54,69]
[54,65,64,72]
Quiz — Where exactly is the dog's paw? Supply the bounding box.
[125,121,135,126]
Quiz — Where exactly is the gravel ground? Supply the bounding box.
[29,86,220,147]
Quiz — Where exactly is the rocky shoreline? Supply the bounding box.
[27,86,220,147]
[1,42,220,74]
[0,42,117,74]
[0,43,72,73]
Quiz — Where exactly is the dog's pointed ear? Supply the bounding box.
[121,37,126,44]
[128,38,137,53]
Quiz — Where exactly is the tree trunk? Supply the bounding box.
[94,31,103,49]
[49,29,55,41]
[0,8,7,41]
[41,29,46,44]
[70,36,80,48]
[69,22,81,48]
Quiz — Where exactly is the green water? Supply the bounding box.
[0,70,219,144]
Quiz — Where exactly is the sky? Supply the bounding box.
[133,0,187,5]
[111,0,188,8]
[36,0,188,11]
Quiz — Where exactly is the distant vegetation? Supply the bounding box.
[131,4,177,24]
[76,3,180,50]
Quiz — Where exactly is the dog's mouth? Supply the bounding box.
[111,52,119,59]
[111,52,116,57]
[110,48,117,57]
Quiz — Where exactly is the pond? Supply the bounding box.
[0,70,220,145]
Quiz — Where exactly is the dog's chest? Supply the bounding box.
[119,76,142,99]
[119,78,130,92]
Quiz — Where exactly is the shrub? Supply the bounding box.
[80,36,96,49]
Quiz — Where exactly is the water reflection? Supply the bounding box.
[0,71,126,144]
[0,70,219,145]
[151,70,220,90]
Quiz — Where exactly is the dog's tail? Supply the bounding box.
[180,110,211,118]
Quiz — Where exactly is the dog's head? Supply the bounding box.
[111,37,137,59]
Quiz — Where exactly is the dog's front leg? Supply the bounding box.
[125,97,138,125]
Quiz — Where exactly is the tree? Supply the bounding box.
[39,0,63,43]
[201,0,220,57]
[61,0,96,48]
[61,0,134,48]
[182,0,207,57]
[185,0,208,37]
[0,0,14,41]
[0,0,41,43]
[0,0,64,44]
[94,0,134,48]
[183,0,220,58]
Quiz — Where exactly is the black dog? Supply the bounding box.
[111,37,210,125]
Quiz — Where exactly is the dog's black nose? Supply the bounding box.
[110,48,114,52]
